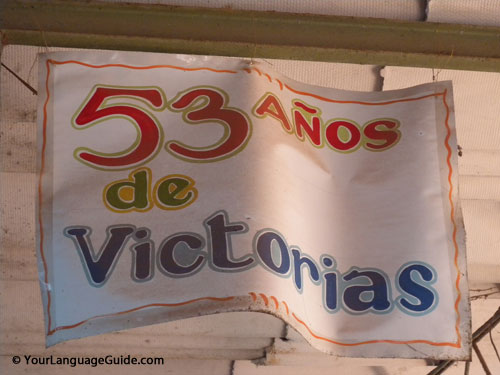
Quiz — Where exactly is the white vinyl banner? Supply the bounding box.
[37,51,470,359]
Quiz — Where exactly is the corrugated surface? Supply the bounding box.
[104,0,426,20]
[1,1,500,373]
[427,0,500,26]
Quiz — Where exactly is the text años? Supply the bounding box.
[72,85,401,171]
[64,211,437,316]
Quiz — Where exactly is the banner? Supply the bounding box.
[37,51,470,359]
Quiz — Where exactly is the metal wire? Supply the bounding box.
[427,307,500,375]
[489,330,500,363]
[0,62,38,95]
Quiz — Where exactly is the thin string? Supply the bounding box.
[250,15,257,65]
[432,68,441,82]
[25,3,50,53]
[25,3,52,91]
[27,50,40,88]
[490,329,500,363]
[432,48,461,156]
[261,59,273,66]
[248,17,274,67]
[432,47,455,82]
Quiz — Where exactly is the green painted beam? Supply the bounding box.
[1,0,500,72]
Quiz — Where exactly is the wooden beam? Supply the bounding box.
[1,0,500,72]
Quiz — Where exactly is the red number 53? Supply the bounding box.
[72,85,252,170]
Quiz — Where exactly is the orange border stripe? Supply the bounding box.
[284,83,442,106]
[442,90,462,347]
[252,67,262,76]
[270,296,279,310]
[276,79,284,91]
[48,59,238,74]
[282,301,289,315]
[291,313,460,348]
[47,297,235,335]
[40,60,52,333]
[259,293,269,307]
